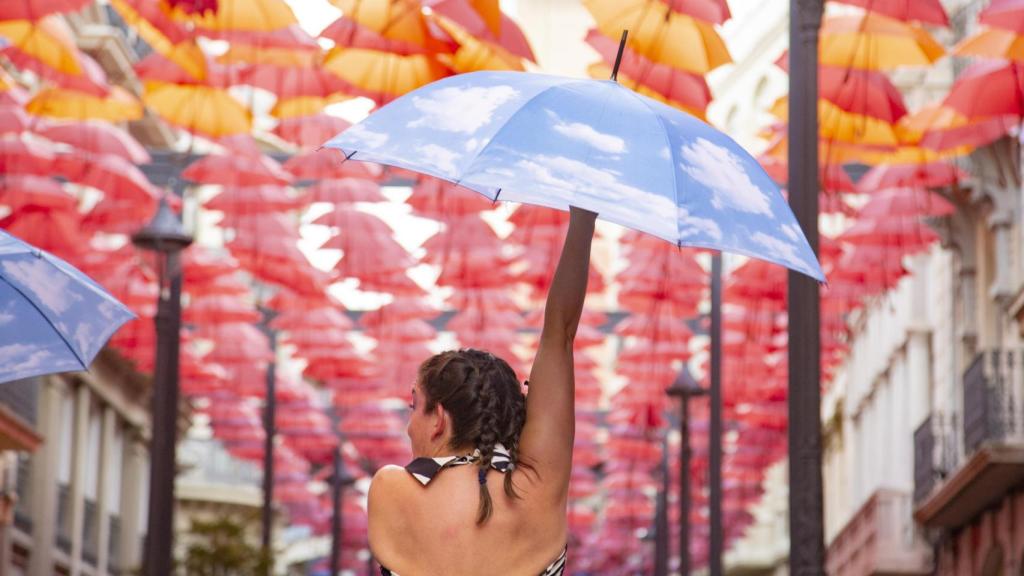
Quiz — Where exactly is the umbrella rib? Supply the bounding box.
[0,262,90,370]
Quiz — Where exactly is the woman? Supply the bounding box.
[368,206,597,576]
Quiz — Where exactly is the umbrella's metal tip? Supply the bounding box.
[610,30,628,82]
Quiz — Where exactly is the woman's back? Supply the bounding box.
[370,464,567,576]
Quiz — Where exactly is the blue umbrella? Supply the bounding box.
[325,70,825,282]
[0,230,135,384]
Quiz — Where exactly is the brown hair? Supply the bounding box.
[417,348,532,525]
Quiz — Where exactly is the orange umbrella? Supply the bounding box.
[432,16,525,72]
[323,48,449,103]
[26,86,144,122]
[771,96,901,147]
[954,27,1024,62]
[170,0,298,32]
[269,94,353,119]
[142,81,251,137]
[328,0,452,54]
[0,16,83,75]
[820,13,945,70]
[583,0,731,74]
[0,0,93,20]
[898,104,1016,152]
[586,63,707,119]
[425,0,535,61]
[321,15,434,55]
[109,0,207,81]
[828,0,948,26]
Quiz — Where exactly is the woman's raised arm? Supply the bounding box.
[517,206,597,500]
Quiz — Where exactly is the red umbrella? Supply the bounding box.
[819,65,908,123]
[0,106,34,134]
[0,135,55,175]
[37,120,151,163]
[4,48,110,97]
[272,114,352,149]
[284,148,382,181]
[313,206,394,236]
[857,160,967,192]
[920,114,1018,152]
[0,174,75,211]
[408,176,495,216]
[216,133,266,158]
[81,198,157,236]
[757,155,856,193]
[360,297,439,327]
[0,207,85,260]
[272,307,355,331]
[424,0,536,59]
[133,50,233,87]
[241,63,353,100]
[320,15,438,56]
[305,178,385,204]
[839,217,939,249]
[980,0,1024,33]
[358,269,427,296]
[204,185,306,213]
[182,153,293,186]
[944,61,1024,121]
[584,29,711,112]
[829,0,948,25]
[185,294,262,325]
[858,187,956,218]
[0,0,93,20]
[333,237,415,280]
[55,153,161,204]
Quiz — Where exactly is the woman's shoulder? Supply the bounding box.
[369,464,414,505]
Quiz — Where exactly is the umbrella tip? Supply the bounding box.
[611,30,628,82]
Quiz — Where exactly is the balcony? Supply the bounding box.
[826,489,931,576]
[915,348,1024,528]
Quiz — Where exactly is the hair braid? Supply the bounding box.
[474,354,501,525]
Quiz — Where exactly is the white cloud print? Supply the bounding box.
[678,138,773,216]
[552,119,626,154]
[342,123,389,148]
[417,143,461,175]
[750,230,803,270]
[408,85,520,134]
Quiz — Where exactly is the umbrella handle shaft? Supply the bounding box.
[611,30,629,81]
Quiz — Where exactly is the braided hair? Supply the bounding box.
[417,348,532,525]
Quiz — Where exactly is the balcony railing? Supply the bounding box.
[914,348,1024,527]
[963,349,1024,451]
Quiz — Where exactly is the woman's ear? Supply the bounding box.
[430,403,446,441]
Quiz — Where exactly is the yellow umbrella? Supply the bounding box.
[329,0,450,53]
[323,48,449,102]
[954,28,1024,62]
[820,13,945,70]
[218,44,319,68]
[770,96,901,147]
[582,0,731,74]
[170,0,298,31]
[270,94,353,119]
[433,16,524,73]
[26,86,144,122]
[0,17,83,75]
[143,81,251,137]
[587,63,707,119]
[108,0,206,81]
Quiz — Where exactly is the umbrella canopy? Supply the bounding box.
[326,70,824,280]
[583,0,732,74]
[323,48,450,104]
[829,0,949,26]
[820,13,945,70]
[980,0,1024,33]
[0,16,83,75]
[37,120,152,163]
[0,229,135,383]
[328,0,451,53]
[954,27,1024,62]
[26,86,144,122]
[143,81,252,137]
[943,60,1024,120]
[0,0,93,21]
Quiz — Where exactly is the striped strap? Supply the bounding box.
[404,443,512,486]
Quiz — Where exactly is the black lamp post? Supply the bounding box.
[666,367,707,576]
[788,1,825,573]
[132,197,192,576]
[258,311,278,572]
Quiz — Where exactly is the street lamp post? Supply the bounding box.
[667,368,707,576]
[260,315,277,572]
[788,0,825,573]
[132,198,192,576]
[329,445,356,576]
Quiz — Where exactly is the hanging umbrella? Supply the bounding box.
[954,27,1024,62]
[304,178,385,204]
[284,148,383,181]
[143,81,252,138]
[37,120,152,163]
[323,48,451,104]
[857,187,956,218]
[820,13,945,70]
[26,86,144,122]
[433,18,527,73]
[425,0,536,61]
[857,160,967,191]
[584,29,712,114]
[899,104,1016,152]
[273,114,352,149]
[0,135,55,175]
[0,16,83,75]
[980,0,1024,33]
[817,65,908,123]
[0,0,93,21]
[771,96,901,147]
[109,0,208,81]
[583,0,731,74]
[328,0,452,53]
[0,174,76,211]
[4,48,110,97]
[204,186,306,213]
[943,60,1024,120]
[182,153,293,186]
[169,0,298,32]
[828,0,948,26]
[0,228,135,383]
[326,71,824,280]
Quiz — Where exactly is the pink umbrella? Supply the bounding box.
[0,0,93,20]
[55,153,161,204]
[183,153,293,186]
[272,114,352,149]
[284,148,383,181]
[305,178,385,203]
[0,135,55,175]
[858,187,956,218]
[857,160,967,191]
[242,64,353,101]
[0,106,34,134]
[829,0,948,25]
[204,185,306,213]
[38,120,151,163]
[980,0,1024,33]
[944,60,1024,121]
[0,174,75,211]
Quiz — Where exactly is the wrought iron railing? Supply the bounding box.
[82,499,98,566]
[108,515,121,575]
[963,349,1024,452]
[56,484,71,553]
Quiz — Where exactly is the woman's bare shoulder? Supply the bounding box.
[369,465,414,507]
